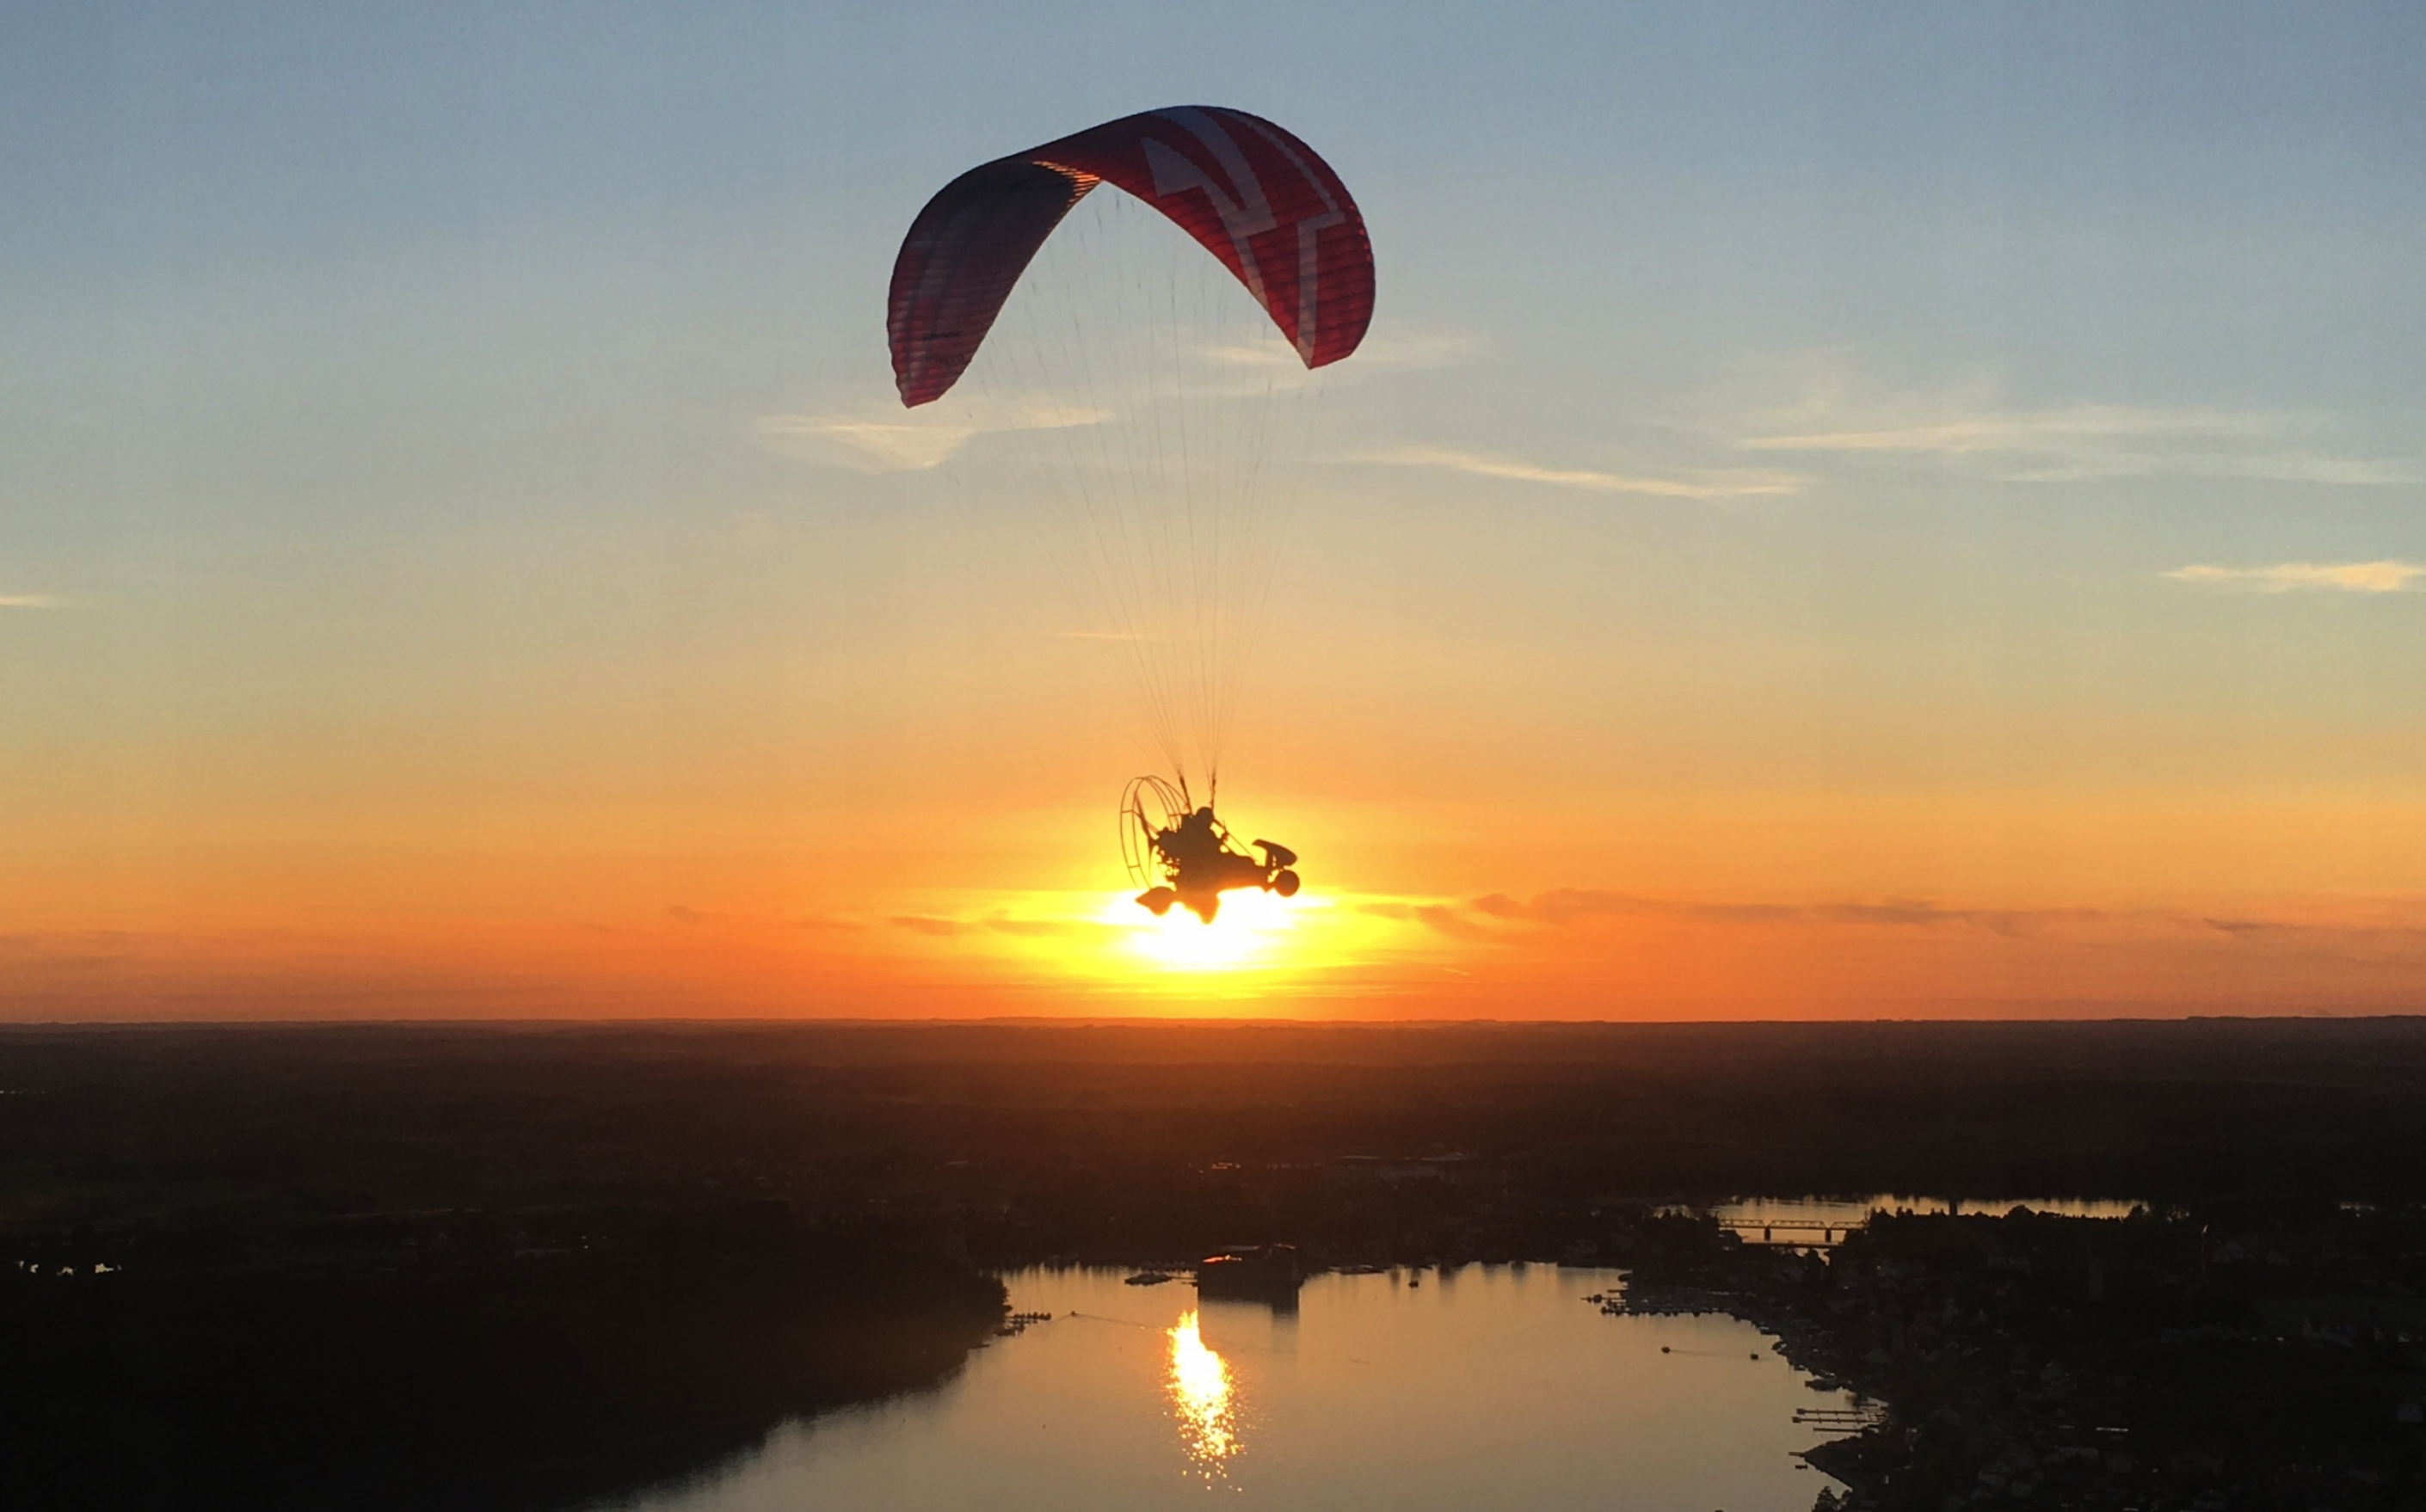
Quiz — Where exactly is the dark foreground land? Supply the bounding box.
[5,1017,2426,1509]
[1624,1204,2426,1510]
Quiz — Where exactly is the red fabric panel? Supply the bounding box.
[890,107,1375,407]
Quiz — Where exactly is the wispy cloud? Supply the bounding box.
[759,395,1109,472]
[1747,406,2253,456]
[0,593,63,609]
[1465,888,2102,937]
[1735,391,2418,487]
[788,913,864,933]
[2164,561,2425,594]
[769,325,1472,472]
[1204,326,1474,376]
[1357,446,1805,501]
[1369,887,2426,952]
[984,915,1090,938]
[887,908,1104,942]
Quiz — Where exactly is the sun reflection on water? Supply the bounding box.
[1167,1310,1241,1479]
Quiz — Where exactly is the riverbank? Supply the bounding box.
[1615,1205,2426,1510]
[1,1213,1007,1511]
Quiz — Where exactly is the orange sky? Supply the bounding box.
[10,743,2424,1017]
[6,8,2425,1022]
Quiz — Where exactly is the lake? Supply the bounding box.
[615,1265,1856,1512]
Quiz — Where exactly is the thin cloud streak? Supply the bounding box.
[1148,326,1475,402]
[0,593,64,609]
[1746,406,2258,454]
[759,396,1109,472]
[1739,402,2418,486]
[1467,888,2101,937]
[1203,326,1474,375]
[1358,446,1806,500]
[1359,888,2426,953]
[2165,561,2425,593]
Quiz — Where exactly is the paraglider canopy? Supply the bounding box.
[887,106,1370,854]
[889,106,1375,407]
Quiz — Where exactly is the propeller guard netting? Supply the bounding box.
[1118,775,1191,889]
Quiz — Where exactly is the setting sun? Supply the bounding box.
[1106,888,1309,974]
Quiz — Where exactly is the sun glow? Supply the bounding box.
[1104,887,1307,974]
[868,886,1424,999]
[1167,1309,1241,1477]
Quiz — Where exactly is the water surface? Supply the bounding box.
[619,1266,1854,1512]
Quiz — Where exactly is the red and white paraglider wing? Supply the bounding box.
[888,106,1375,407]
